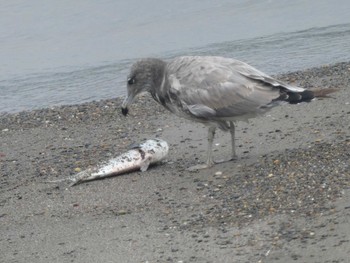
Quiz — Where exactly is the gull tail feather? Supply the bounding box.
[310,87,339,98]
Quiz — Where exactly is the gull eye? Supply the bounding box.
[127,77,135,85]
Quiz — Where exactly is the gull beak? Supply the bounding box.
[121,106,128,116]
[121,94,134,116]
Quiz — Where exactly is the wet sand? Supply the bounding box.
[1,62,349,262]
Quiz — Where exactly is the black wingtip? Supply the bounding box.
[274,90,315,104]
[121,107,128,116]
[288,90,314,104]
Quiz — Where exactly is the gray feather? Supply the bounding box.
[124,56,313,127]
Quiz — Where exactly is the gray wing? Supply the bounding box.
[166,56,304,119]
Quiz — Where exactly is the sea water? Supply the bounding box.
[1,0,350,112]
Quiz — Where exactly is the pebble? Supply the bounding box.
[214,171,223,176]
[273,159,281,165]
[115,210,129,216]
[0,62,349,263]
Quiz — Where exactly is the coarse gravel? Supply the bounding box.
[0,62,349,263]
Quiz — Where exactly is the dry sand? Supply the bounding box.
[1,62,349,263]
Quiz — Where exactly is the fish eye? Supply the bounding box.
[127,77,135,85]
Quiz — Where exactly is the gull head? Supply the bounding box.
[121,58,166,116]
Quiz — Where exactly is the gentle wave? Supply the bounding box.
[1,23,350,113]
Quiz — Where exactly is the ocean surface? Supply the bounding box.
[1,0,350,113]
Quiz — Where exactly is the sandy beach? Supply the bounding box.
[1,62,349,263]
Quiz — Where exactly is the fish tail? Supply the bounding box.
[69,169,93,186]
[42,178,69,184]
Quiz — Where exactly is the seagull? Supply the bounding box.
[121,56,336,170]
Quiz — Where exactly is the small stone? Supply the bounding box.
[214,171,223,176]
[116,210,128,216]
[273,159,281,165]
[267,173,274,178]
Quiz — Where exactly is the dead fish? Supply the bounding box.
[46,139,169,186]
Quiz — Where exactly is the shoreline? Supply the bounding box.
[1,62,350,262]
[0,61,348,117]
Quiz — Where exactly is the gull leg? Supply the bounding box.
[187,126,216,171]
[214,121,237,164]
[229,121,237,160]
[206,126,216,166]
